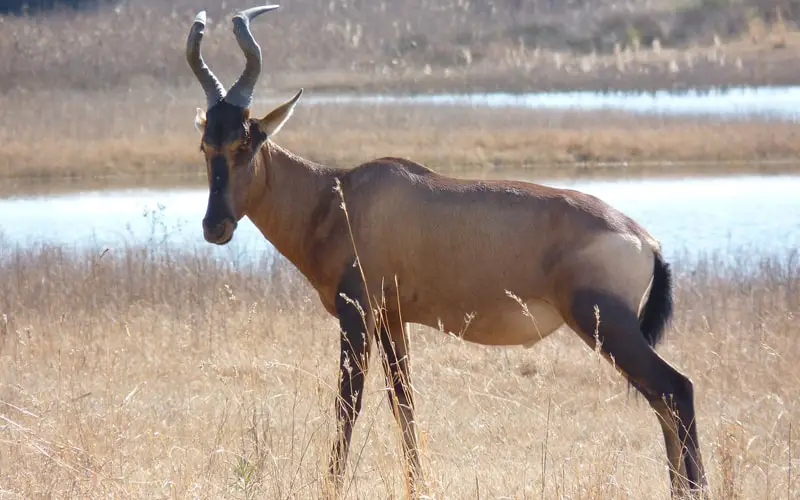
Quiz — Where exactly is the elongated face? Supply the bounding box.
[194,91,303,245]
[195,101,266,245]
[185,5,298,246]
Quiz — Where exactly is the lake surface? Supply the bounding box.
[1,174,798,265]
[297,85,800,121]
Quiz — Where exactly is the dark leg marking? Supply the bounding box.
[377,315,423,496]
[327,265,373,492]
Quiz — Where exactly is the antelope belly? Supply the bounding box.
[458,299,565,348]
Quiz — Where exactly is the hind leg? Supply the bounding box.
[565,288,707,498]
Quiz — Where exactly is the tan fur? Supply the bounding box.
[237,151,658,344]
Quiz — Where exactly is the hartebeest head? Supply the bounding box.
[186,5,302,244]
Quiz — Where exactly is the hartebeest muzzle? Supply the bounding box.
[202,215,236,245]
[202,155,237,245]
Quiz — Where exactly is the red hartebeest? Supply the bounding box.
[185,5,708,498]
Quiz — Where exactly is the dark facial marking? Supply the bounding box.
[202,101,250,149]
[204,167,234,225]
[198,101,267,235]
[249,121,267,150]
[209,155,229,196]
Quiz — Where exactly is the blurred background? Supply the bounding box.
[3,0,800,92]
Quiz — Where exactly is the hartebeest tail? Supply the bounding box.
[639,251,674,349]
[184,5,709,499]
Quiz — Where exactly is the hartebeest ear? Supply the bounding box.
[194,107,207,133]
[257,89,303,138]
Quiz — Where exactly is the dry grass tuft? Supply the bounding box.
[1,236,798,498]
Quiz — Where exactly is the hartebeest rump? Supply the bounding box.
[185,5,708,498]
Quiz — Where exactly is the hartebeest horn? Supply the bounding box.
[224,4,280,109]
[186,11,226,109]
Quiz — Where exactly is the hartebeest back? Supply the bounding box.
[185,5,708,499]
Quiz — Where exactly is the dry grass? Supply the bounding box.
[4,0,800,94]
[0,234,798,498]
[2,86,800,185]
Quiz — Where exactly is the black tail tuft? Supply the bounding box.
[638,251,674,349]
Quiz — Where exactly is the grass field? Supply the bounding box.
[0,239,797,498]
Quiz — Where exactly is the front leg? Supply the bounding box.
[327,270,374,494]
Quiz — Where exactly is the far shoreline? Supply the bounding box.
[2,157,799,200]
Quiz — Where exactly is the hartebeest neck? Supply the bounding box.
[246,141,342,282]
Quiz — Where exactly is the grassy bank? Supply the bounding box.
[2,87,800,185]
[0,240,798,498]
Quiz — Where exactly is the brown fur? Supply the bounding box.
[240,149,659,331]
[187,7,707,498]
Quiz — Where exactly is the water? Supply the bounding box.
[296,85,800,121]
[1,174,798,264]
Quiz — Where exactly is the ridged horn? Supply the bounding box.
[224,4,280,109]
[186,11,226,109]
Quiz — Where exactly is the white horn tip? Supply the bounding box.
[194,11,207,24]
[234,4,280,22]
